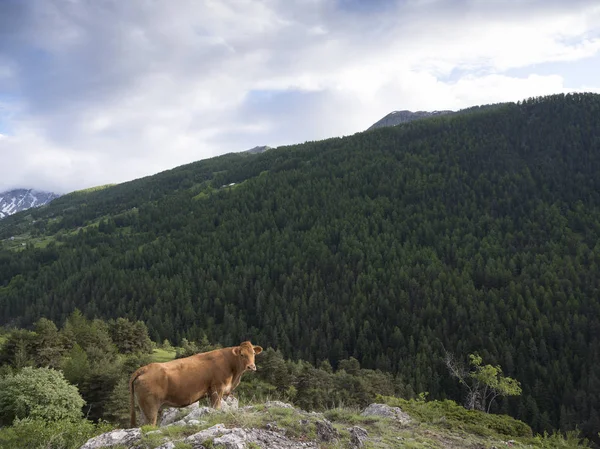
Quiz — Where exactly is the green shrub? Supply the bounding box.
[377,395,532,438]
[0,417,113,449]
[0,366,85,425]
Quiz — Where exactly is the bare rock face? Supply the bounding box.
[79,428,141,449]
[361,403,412,425]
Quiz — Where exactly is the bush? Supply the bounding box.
[377,395,533,438]
[0,417,113,449]
[0,367,85,425]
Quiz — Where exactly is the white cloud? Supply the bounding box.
[0,0,599,192]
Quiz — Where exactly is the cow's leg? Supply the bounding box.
[209,388,224,409]
[138,395,161,427]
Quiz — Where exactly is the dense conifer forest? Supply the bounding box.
[1,93,600,443]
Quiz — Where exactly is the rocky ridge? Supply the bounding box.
[367,110,453,130]
[79,399,412,449]
[78,397,534,449]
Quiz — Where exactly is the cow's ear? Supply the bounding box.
[232,347,241,356]
[253,346,263,355]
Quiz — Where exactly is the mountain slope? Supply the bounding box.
[0,189,60,219]
[1,93,600,443]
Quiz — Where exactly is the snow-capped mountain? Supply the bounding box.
[0,189,60,219]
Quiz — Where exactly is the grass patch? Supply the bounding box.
[376,396,592,448]
[68,184,116,196]
[378,395,532,439]
[1,233,61,252]
[378,396,533,438]
[141,423,204,448]
[192,190,212,200]
[151,348,176,363]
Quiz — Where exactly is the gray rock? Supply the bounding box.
[186,406,214,421]
[213,428,248,449]
[185,424,228,445]
[166,406,214,427]
[315,419,339,442]
[361,403,412,425]
[241,429,319,449]
[221,395,239,411]
[348,426,368,448]
[79,428,141,449]
[264,400,295,409]
[161,396,237,428]
[155,442,176,449]
[186,426,319,449]
[160,402,200,426]
[265,421,285,434]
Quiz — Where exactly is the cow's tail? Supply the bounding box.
[129,368,144,428]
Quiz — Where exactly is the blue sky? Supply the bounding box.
[1,0,599,193]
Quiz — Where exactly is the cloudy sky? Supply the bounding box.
[1,0,599,193]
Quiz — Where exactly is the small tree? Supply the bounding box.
[0,367,85,425]
[444,351,522,413]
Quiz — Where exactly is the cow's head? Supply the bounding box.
[233,341,263,371]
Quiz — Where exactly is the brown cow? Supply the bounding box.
[129,340,263,427]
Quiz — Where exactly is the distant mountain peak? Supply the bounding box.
[0,188,60,219]
[368,110,454,130]
[243,145,272,154]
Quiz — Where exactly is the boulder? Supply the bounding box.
[315,419,339,442]
[233,428,319,449]
[221,395,239,411]
[161,396,238,427]
[348,426,368,448]
[79,428,141,449]
[185,424,228,445]
[213,428,248,449]
[361,403,412,425]
[263,400,295,409]
[183,425,319,449]
[155,442,176,449]
[160,402,199,426]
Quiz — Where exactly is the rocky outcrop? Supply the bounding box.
[367,110,453,130]
[79,402,416,448]
[79,428,141,449]
[160,395,239,427]
[198,427,319,449]
[315,418,339,442]
[348,426,368,448]
[361,403,412,424]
